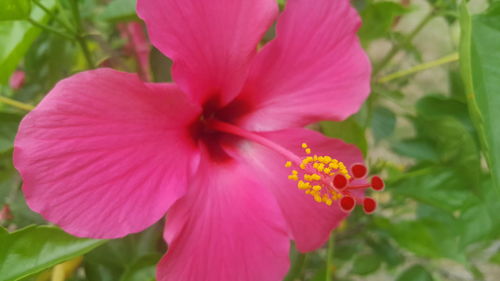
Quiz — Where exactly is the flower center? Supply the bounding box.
[205,120,384,214]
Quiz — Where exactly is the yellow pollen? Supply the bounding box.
[317,163,325,172]
[287,142,351,206]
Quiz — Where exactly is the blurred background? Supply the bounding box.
[1,0,499,280]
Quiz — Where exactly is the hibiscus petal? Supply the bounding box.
[241,128,364,252]
[235,0,371,131]
[137,0,278,107]
[14,69,201,238]
[157,154,289,281]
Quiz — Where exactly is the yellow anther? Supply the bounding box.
[317,163,325,172]
[288,143,354,206]
[297,181,305,189]
[329,162,339,169]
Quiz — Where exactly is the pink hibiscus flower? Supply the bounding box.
[13,0,380,280]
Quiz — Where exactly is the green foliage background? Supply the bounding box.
[1,0,500,280]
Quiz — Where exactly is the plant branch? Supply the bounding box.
[32,0,74,33]
[0,96,35,111]
[378,52,459,83]
[284,253,308,281]
[27,18,74,41]
[373,11,436,76]
[69,0,95,69]
[325,232,335,281]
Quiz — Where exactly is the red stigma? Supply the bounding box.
[340,196,356,212]
[351,163,367,178]
[363,197,377,214]
[333,174,348,190]
[370,176,385,191]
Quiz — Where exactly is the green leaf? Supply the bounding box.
[0,112,22,153]
[359,1,408,46]
[120,254,161,281]
[320,118,367,156]
[0,0,31,21]
[100,0,138,22]
[367,237,404,268]
[489,251,500,265]
[391,167,470,213]
[416,95,472,129]
[391,139,439,162]
[458,203,493,247]
[395,265,434,281]
[371,106,396,142]
[0,0,56,85]
[84,223,163,281]
[350,253,381,275]
[414,117,480,187]
[376,214,465,262]
[0,225,106,281]
[459,2,500,193]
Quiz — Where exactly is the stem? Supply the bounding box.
[206,119,302,163]
[32,0,74,33]
[27,18,75,41]
[69,0,95,69]
[0,96,35,111]
[325,232,335,281]
[77,36,95,69]
[284,253,308,281]
[378,52,459,83]
[373,12,435,76]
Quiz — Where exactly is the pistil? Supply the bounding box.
[205,119,384,214]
